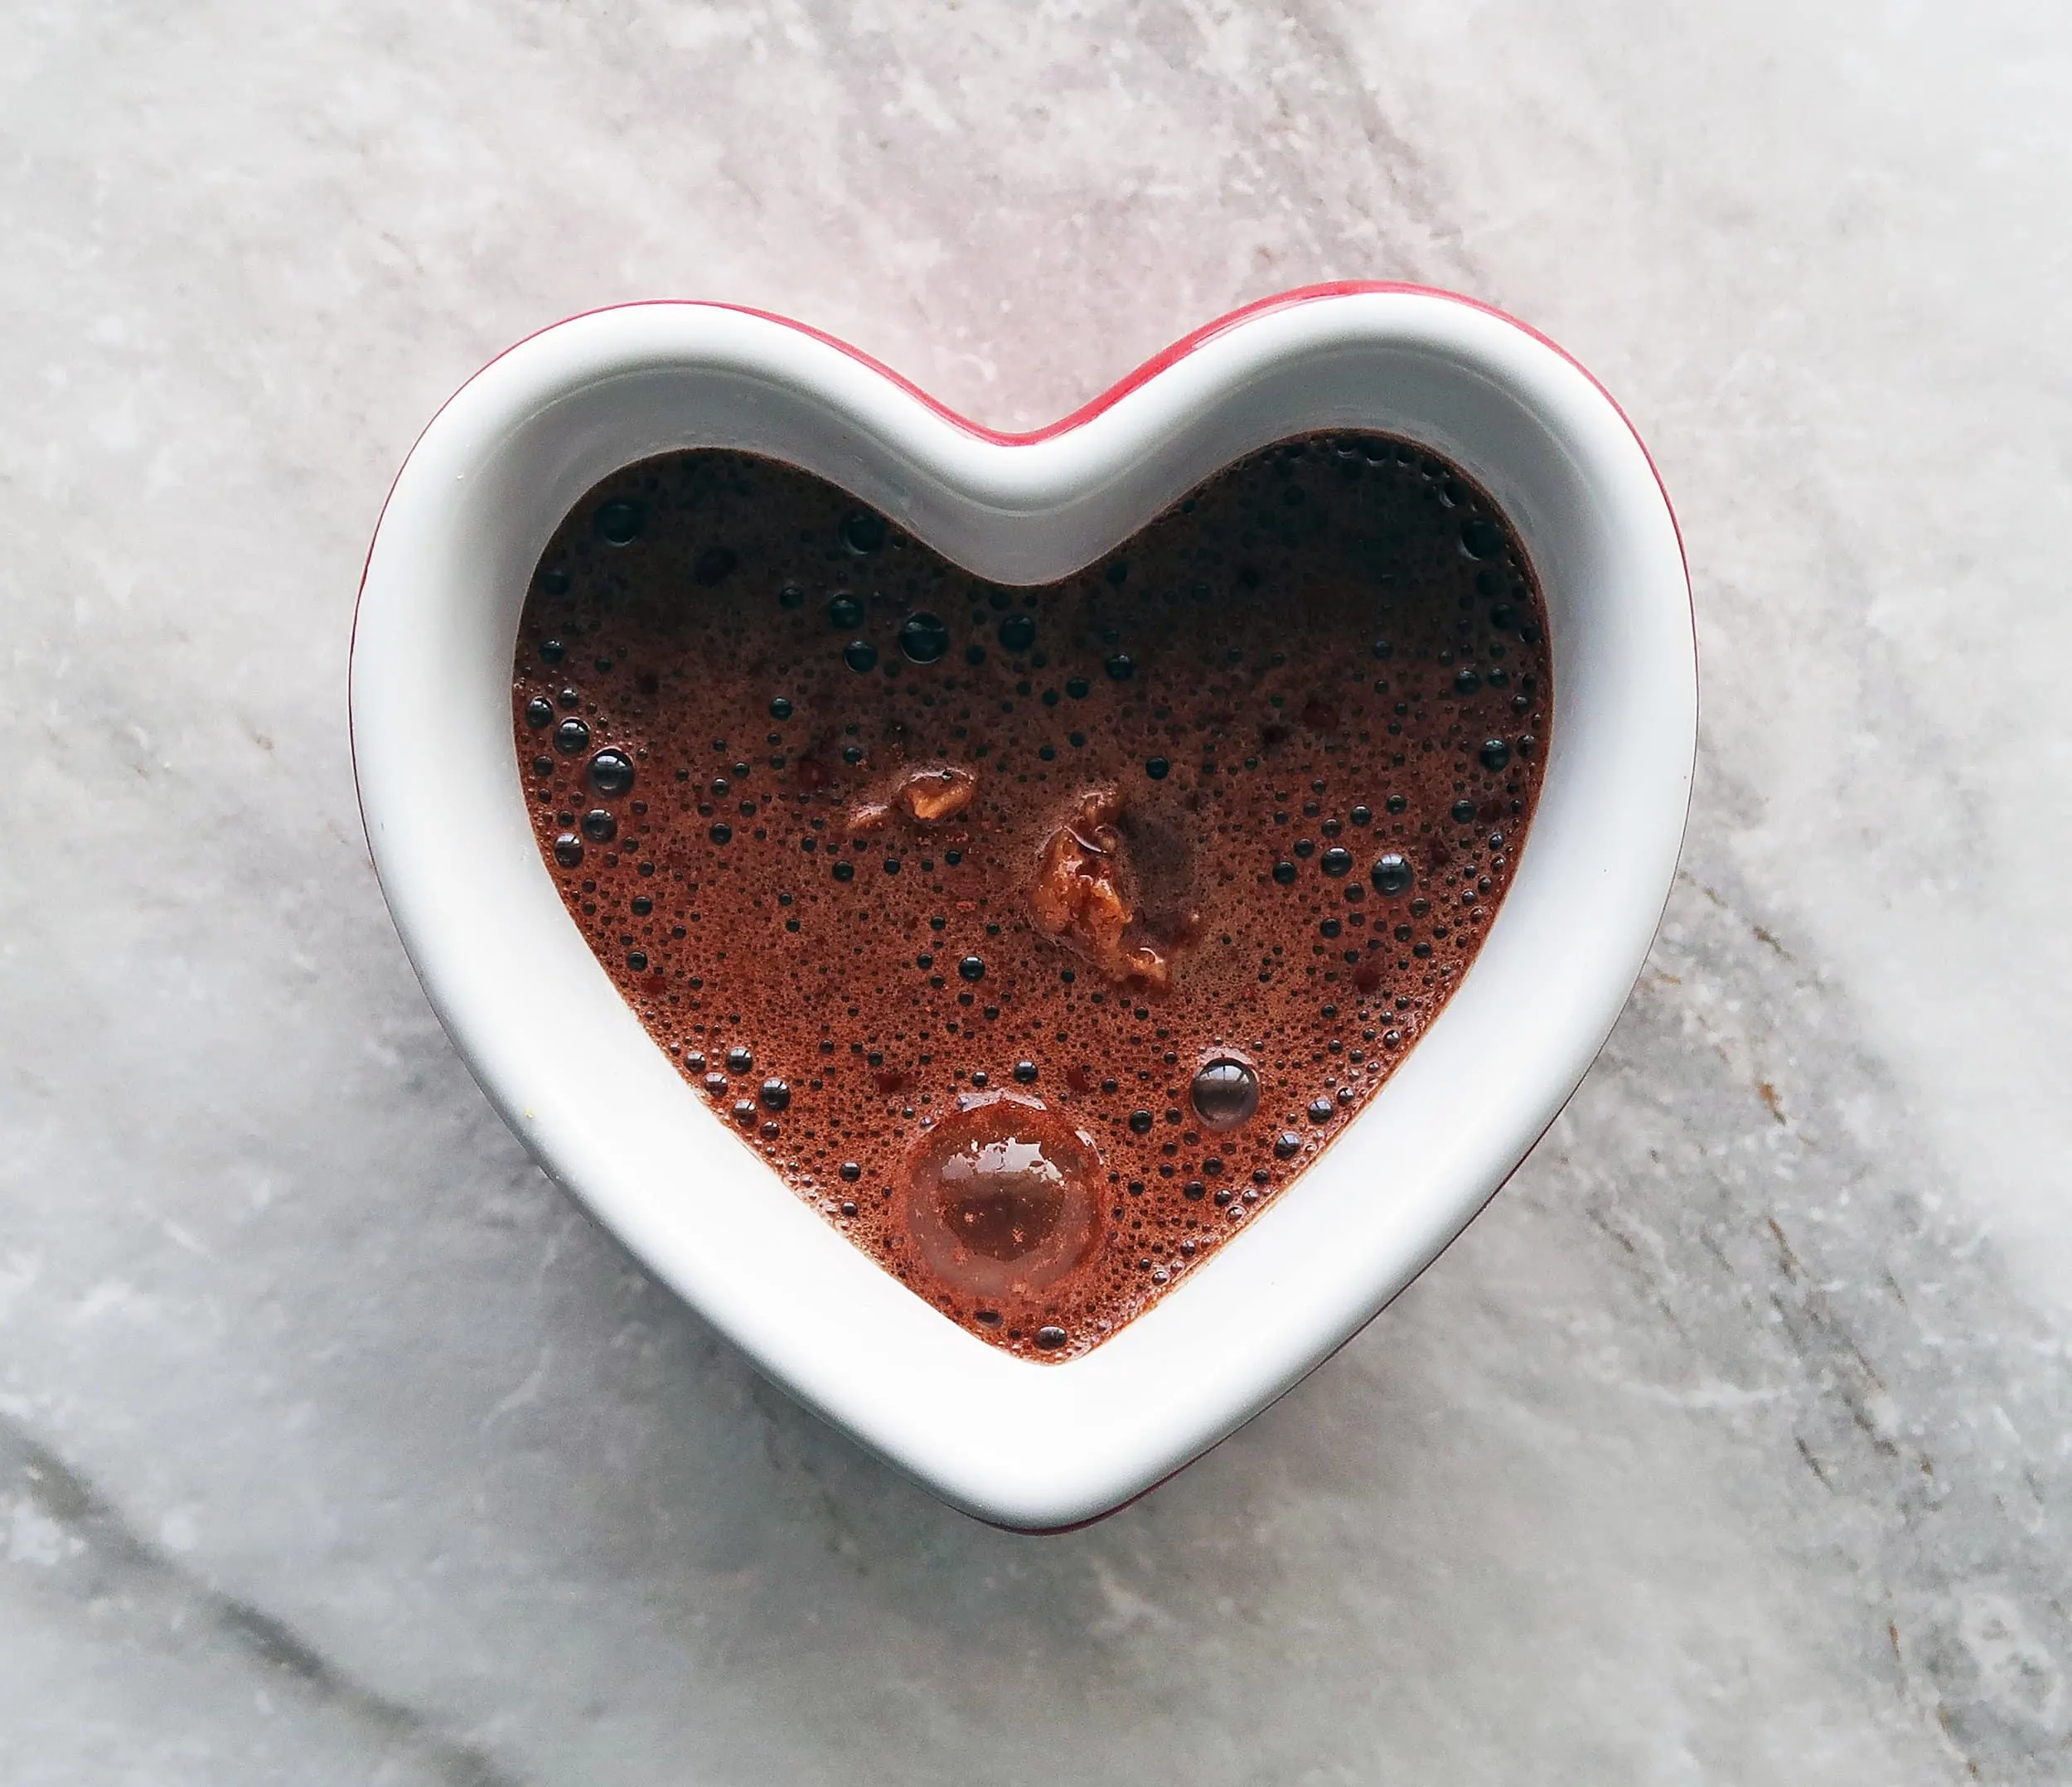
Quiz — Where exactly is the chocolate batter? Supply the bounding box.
[512,435,1550,1359]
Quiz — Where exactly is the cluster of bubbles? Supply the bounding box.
[510,430,1551,1359]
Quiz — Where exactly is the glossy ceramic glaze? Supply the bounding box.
[350,288,1695,1529]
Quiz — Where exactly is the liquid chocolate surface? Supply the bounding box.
[512,435,1551,1359]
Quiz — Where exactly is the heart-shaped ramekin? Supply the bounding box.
[351,285,1693,1531]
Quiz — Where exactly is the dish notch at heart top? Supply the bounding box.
[351,285,1694,1532]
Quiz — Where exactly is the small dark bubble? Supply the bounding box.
[1190,1059,1259,1131]
[725,1046,753,1073]
[778,582,806,609]
[1350,805,1372,826]
[1386,793,1408,814]
[840,1161,862,1181]
[552,833,583,868]
[998,613,1036,652]
[1145,757,1169,780]
[554,717,590,755]
[1371,853,1412,896]
[1272,860,1297,885]
[759,1078,791,1111]
[588,748,634,796]
[1490,603,1518,632]
[1066,676,1090,699]
[1307,1097,1334,1124]
[594,499,643,545]
[1482,737,1514,770]
[958,956,985,981]
[540,569,569,598]
[1129,1109,1154,1135]
[1184,1180,1207,1201]
[580,808,617,843]
[1034,1326,1068,1351]
[833,860,854,882]
[1274,1131,1302,1160]
[769,696,793,720]
[899,612,950,664]
[841,744,864,765]
[1372,639,1393,660]
[828,593,864,629]
[844,639,879,673]
[532,756,553,777]
[1042,689,1059,707]
[709,822,733,845]
[884,858,901,875]
[1451,798,1477,823]
[627,950,648,973]
[558,685,581,709]
[1013,1060,1038,1084]
[524,696,554,729]
[840,510,887,555]
[1105,652,1135,681]
[1320,846,1353,877]
[732,1099,756,1126]
[1460,516,1504,560]
[632,895,652,915]
[1295,839,1316,859]
[1455,668,1482,695]
[540,638,565,664]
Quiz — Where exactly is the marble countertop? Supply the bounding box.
[3,3,2068,1781]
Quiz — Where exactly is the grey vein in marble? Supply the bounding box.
[1,1418,520,1787]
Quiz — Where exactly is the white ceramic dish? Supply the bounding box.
[351,285,1694,1531]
